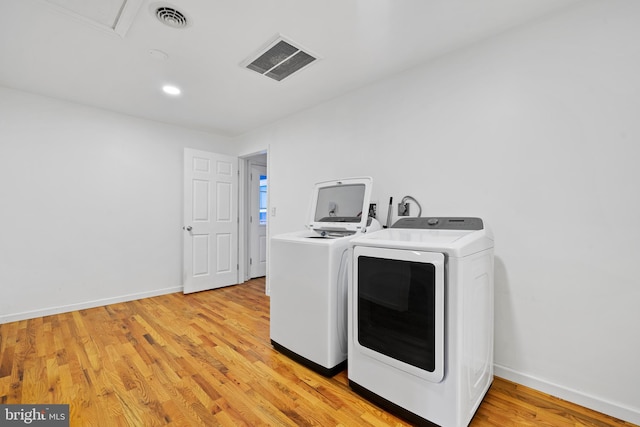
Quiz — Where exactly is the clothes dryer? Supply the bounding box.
[348,217,494,426]
[270,177,380,376]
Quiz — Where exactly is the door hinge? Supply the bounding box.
[250,258,253,265]
[250,216,252,223]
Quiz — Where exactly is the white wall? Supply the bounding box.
[237,1,640,423]
[0,87,234,323]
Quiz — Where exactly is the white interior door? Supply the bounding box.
[249,165,267,278]
[183,148,238,294]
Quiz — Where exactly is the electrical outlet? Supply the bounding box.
[398,202,410,216]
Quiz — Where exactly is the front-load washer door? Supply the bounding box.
[353,246,445,382]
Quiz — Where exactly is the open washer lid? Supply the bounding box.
[307,177,373,235]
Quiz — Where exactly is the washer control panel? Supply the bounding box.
[392,217,483,230]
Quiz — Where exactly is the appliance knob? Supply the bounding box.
[427,218,439,226]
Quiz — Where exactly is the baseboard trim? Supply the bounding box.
[494,364,640,425]
[0,286,183,324]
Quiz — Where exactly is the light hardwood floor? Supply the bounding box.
[0,277,636,426]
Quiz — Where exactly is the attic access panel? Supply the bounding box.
[40,0,144,37]
[244,37,318,81]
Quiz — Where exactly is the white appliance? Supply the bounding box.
[270,177,380,376]
[348,217,494,427]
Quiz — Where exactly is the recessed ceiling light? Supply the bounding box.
[162,85,181,96]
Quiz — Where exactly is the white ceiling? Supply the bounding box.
[0,0,582,136]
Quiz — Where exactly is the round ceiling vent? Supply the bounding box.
[153,5,189,29]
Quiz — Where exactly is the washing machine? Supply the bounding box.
[270,177,380,376]
[348,217,494,427]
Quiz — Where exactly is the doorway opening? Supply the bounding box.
[240,151,268,284]
[249,165,267,278]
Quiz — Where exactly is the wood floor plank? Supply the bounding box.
[0,277,636,427]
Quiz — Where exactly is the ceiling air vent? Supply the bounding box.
[243,36,318,81]
[153,4,189,29]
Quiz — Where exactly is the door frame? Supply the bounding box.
[238,150,269,285]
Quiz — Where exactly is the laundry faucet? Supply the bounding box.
[400,195,422,217]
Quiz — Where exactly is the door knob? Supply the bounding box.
[184,226,192,231]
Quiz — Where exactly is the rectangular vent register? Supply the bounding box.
[243,36,318,81]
